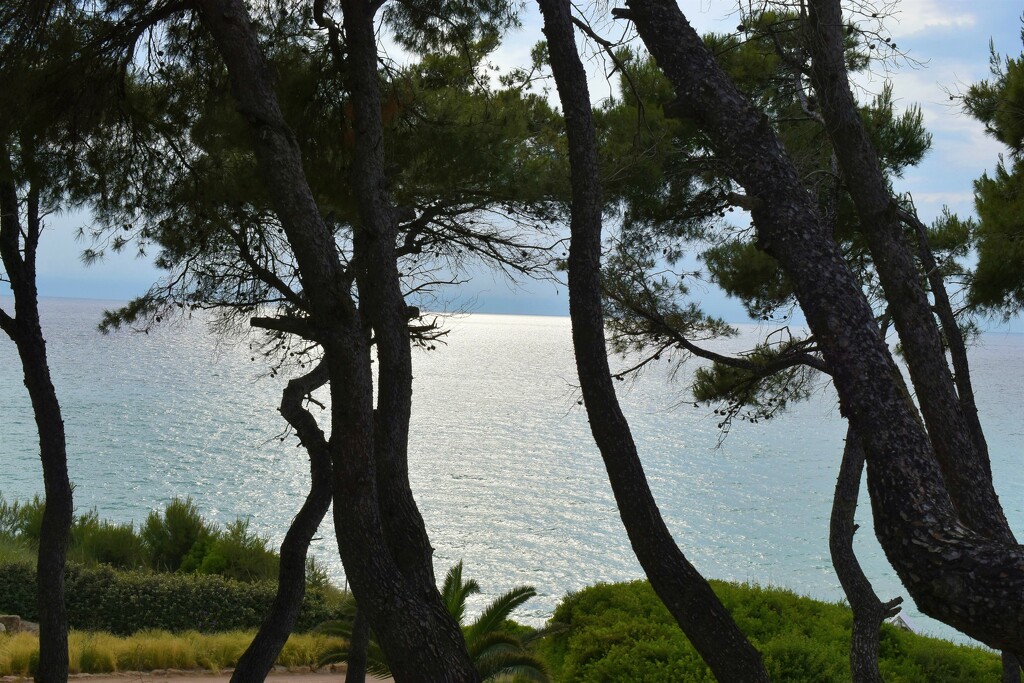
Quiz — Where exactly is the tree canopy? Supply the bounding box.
[960,27,1024,316]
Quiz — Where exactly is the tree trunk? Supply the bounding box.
[231,363,333,683]
[830,426,901,683]
[0,177,73,683]
[345,606,371,683]
[620,0,1024,655]
[1001,652,1021,683]
[899,209,988,460]
[899,211,1021,681]
[538,2,770,680]
[803,2,1022,667]
[337,0,475,676]
[310,0,441,599]
[338,0,442,599]
[803,0,1013,544]
[193,2,478,679]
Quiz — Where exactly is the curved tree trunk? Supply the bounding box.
[900,211,1019,681]
[803,3,1021,670]
[0,175,73,683]
[830,426,901,683]
[620,0,1024,655]
[194,2,477,679]
[803,0,1013,545]
[537,2,770,680]
[231,363,333,683]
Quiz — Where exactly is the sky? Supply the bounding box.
[16,0,1024,325]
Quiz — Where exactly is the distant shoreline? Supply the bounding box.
[6,295,1023,333]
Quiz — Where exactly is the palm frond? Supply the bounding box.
[317,641,392,678]
[467,630,522,661]
[316,618,354,638]
[442,559,481,625]
[365,656,393,678]
[317,562,546,682]
[316,610,390,678]
[466,585,536,644]
[475,650,549,682]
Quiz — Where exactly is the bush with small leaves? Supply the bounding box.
[539,580,1001,682]
[198,519,279,582]
[70,511,147,569]
[0,494,46,543]
[0,561,346,635]
[142,498,216,572]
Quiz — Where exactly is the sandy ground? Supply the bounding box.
[3,670,392,683]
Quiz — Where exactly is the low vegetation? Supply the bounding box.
[0,494,1002,681]
[538,580,1002,682]
[0,495,296,583]
[0,561,347,635]
[0,494,344,635]
[319,561,551,681]
[0,630,345,676]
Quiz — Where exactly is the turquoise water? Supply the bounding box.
[1,297,1021,643]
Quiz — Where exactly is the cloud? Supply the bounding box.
[886,0,976,37]
[850,48,1005,188]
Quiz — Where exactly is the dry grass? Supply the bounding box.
[0,632,38,675]
[0,630,347,676]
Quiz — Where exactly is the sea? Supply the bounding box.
[1,297,1021,646]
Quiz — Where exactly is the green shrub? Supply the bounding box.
[540,580,1001,682]
[137,501,279,583]
[198,519,279,582]
[0,496,313,587]
[0,561,37,617]
[142,498,216,572]
[0,494,45,543]
[877,624,1003,682]
[305,555,330,589]
[70,511,147,570]
[0,561,345,635]
[0,534,36,566]
[178,535,216,574]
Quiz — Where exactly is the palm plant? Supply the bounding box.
[443,561,550,682]
[319,561,551,682]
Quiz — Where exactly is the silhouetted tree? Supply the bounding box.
[613,0,1024,657]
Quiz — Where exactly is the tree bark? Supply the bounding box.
[900,209,1023,681]
[830,426,901,683]
[1001,652,1021,683]
[345,606,371,683]
[803,5,1022,670]
[338,0,442,599]
[193,2,477,679]
[620,0,1024,655]
[0,175,73,683]
[803,0,1013,544]
[538,2,770,681]
[897,208,989,479]
[231,362,333,683]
